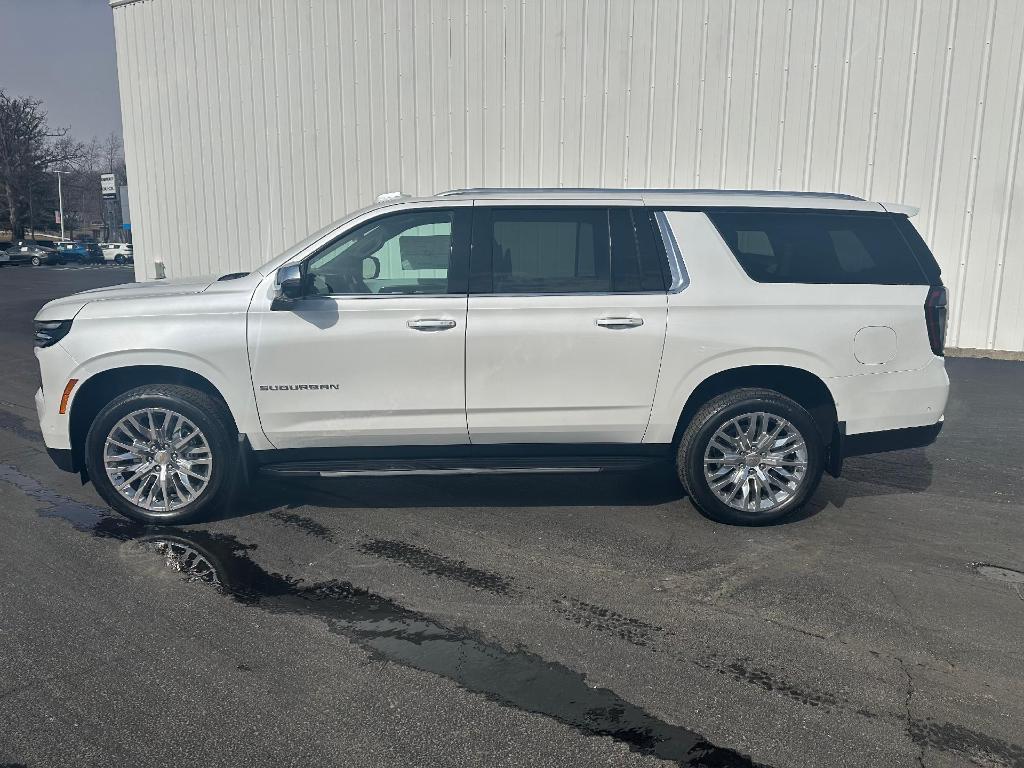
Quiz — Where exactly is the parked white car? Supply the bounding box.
[34,188,948,526]
[100,242,134,264]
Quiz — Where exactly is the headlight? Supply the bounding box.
[34,319,73,348]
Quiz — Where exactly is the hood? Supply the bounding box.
[35,276,218,322]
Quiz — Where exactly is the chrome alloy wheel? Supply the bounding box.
[103,408,213,514]
[703,411,809,513]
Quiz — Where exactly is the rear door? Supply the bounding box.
[465,204,669,444]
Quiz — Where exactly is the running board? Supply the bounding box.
[258,455,660,478]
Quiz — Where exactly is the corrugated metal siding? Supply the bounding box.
[113,0,1024,352]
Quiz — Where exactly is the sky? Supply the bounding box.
[0,0,123,141]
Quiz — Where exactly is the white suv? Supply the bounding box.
[33,189,949,526]
[100,242,134,264]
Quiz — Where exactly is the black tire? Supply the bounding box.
[30,256,41,267]
[114,255,125,265]
[85,384,237,525]
[677,388,824,525]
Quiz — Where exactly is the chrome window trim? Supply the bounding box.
[309,290,668,300]
[654,210,689,293]
[305,293,459,300]
[468,291,666,299]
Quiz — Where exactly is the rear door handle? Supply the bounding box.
[595,316,644,329]
[407,318,457,331]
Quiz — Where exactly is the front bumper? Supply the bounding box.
[35,343,79,453]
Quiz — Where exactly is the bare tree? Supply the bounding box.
[0,89,87,239]
[102,132,124,177]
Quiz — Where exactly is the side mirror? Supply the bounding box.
[271,264,306,310]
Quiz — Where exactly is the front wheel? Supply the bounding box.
[114,255,125,265]
[677,388,825,525]
[85,384,237,524]
[30,256,41,267]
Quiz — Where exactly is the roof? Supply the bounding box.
[438,187,864,201]
[425,187,904,213]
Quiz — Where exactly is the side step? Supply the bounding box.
[259,455,660,478]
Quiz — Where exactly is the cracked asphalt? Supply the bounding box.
[1,266,1022,767]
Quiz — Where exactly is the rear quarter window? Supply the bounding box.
[707,209,930,285]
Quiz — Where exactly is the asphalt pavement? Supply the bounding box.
[1,265,1022,768]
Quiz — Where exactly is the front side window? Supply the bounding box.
[306,209,456,296]
[707,209,930,285]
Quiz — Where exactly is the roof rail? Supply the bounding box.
[436,187,865,201]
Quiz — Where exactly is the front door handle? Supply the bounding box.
[595,316,644,329]
[407,318,457,331]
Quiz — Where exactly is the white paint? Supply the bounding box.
[33,195,949,456]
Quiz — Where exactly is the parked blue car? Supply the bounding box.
[55,241,104,264]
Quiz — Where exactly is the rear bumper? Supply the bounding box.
[826,357,949,436]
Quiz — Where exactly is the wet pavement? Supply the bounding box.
[1,269,1023,767]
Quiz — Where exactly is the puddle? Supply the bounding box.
[0,463,766,767]
[969,562,1024,585]
[0,409,39,442]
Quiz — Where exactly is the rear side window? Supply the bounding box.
[488,208,610,293]
[470,207,668,294]
[707,209,929,285]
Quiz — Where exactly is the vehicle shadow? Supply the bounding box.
[210,448,935,526]
[823,449,935,505]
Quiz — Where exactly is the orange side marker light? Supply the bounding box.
[59,379,79,415]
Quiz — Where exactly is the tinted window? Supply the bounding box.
[707,209,929,285]
[892,214,942,286]
[488,208,610,293]
[609,208,668,292]
[307,210,457,295]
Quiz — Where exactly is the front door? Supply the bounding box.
[466,205,669,444]
[248,205,472,449]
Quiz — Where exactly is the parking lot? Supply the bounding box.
[0,267,1022,768]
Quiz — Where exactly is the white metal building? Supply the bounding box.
[111,0,1024,354]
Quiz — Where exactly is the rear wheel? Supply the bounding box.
[114,255,125,264]
[85,384,236,525]
[677,388,824,525]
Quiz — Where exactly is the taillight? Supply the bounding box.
[925,286,947,357]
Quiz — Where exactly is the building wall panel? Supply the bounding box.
[112,0,1024,352]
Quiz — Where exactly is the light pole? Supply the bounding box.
[54,170,67,241]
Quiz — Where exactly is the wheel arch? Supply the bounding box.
[68,365,238,475]
[671,364,838,447]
